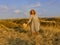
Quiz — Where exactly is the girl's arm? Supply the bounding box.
[27,15,33,24]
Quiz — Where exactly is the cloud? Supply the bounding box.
[24,2,41,9]
[46,0,57,6]
[23,2,41,12]
[14,9,20,14]
[0,5,8,12]
[29,3,41,8]
[11,6,17,10]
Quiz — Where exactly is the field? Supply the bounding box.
[0,17,60,45]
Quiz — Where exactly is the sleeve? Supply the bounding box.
[27,15,33,24]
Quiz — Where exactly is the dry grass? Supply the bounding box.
[0,18,60,45]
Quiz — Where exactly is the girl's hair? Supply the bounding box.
[30,9,36,15]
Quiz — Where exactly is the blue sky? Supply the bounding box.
[0,0,60,19]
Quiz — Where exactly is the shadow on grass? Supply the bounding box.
[13,26,27,33]
[7,38,35,45]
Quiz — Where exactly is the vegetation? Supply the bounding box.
[0,18,60,45]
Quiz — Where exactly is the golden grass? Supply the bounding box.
[0,18,60,45]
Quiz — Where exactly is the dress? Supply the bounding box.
[28,15,40,32]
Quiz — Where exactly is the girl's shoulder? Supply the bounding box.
[35,14,38,17]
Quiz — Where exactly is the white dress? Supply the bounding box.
[28,15,40,32]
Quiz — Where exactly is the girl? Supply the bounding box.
[27,9,40,35]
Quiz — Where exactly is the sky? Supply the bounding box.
[0,0,60,19]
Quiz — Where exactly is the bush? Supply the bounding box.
[53,32,60,45]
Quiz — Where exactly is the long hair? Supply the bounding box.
[30,9,36,15]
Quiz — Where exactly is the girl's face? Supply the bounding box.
[31,10,35,15]
[30,9,36,15]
